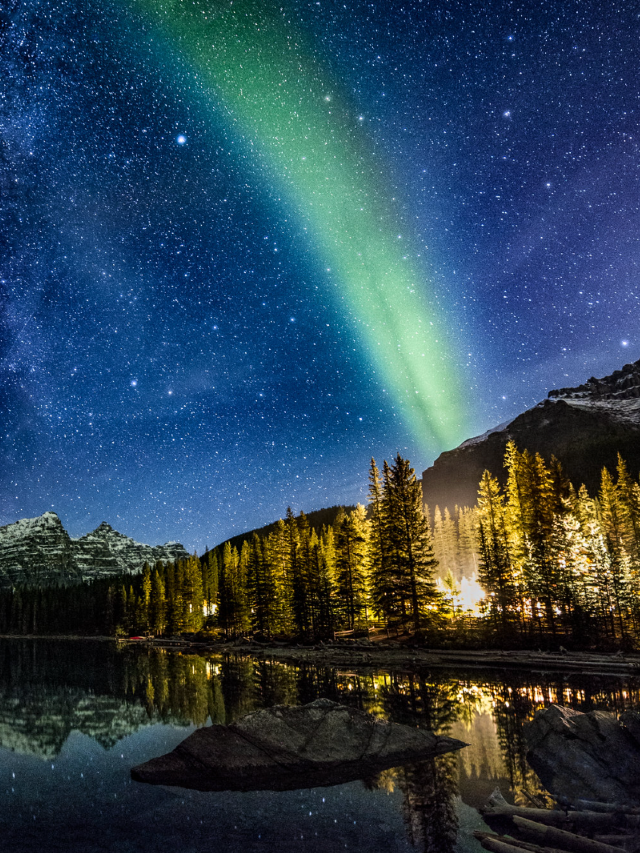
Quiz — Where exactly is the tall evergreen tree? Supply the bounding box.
[385,454,439,631]
[150,569,167,636]
[476,471,519,634]
[335,505,370,630]
[368,458,393,621]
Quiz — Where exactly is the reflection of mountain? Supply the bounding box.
[0,686,152,759]
[3,633,640,826]
[0,639,197,759]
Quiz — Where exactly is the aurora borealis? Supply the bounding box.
[130,0,464,449]
[2,0,640,549]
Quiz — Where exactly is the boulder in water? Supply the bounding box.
[524,704,640,805]
[131,698,467,792]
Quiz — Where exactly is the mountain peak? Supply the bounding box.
[549,358,640,403]
[0,514,190,588]
[422,356,640,511]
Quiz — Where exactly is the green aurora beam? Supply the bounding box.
[131,0,466,449]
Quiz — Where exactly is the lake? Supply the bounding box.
[0,638,637,852]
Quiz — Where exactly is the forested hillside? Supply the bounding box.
[3,444,640,649]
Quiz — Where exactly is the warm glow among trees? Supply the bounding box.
[2,446,640,648]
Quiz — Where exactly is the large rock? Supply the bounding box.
[524,704,640,805]
[0,512,189,587]
[422,358,640,511]
[131,698,467,792]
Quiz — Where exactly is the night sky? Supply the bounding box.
[1,0,639,551]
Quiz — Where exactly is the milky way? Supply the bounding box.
[1,0,639,550]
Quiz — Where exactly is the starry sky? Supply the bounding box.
[1,0,639,551]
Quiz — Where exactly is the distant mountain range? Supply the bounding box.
[0,511,189,588]
[422,358,640,511]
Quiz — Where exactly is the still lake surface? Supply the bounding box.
[0,639,636,853]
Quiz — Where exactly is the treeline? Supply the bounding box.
[0,455,441,640]
[0,554,219,638]
[431,505,478,583]
[5,442,640,649]
[477,442,640,647]
[213,454,439,638]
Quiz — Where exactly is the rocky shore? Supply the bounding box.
[3,634,639,677]
[139,636,640,676]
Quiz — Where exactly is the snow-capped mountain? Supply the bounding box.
[422,358,640,512]
[0,512,189,588]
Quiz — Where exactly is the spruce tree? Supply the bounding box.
[247,532,277,636]
[385,454,439,631]
[368,458,393,622]
[291,511,313,637]
[141,563,152,634]
[335,505,370,630]
[476,471,518,634]
[151,569,167,636]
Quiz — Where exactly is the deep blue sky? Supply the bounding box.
[1,0,638,551]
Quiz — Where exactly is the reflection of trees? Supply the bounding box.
[398,756,458,853]
[4,635,640,817]
[124,651,220,725]
[375,672,485,734]
[491,677,537,802]
[366,673,483,853]
[484,673,640,805]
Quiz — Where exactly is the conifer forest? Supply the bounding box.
[3,444,640,650]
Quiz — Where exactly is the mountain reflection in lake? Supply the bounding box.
[0,639,638,852]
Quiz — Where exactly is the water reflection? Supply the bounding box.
[0,639,639,853]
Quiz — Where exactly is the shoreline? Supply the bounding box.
[2,634,640,676]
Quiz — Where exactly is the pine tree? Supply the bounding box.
[368,458,393,622]
[476,471,518,634]
[385,454,439,631]
[291,510,313,637]
[314,527,335,637]
[140,563,152,634]
[201,551,219,619]
[457,506,479,577]
[505,444,559,636]
[247,532,277,636]
[151,569,167,636]
[335,504,370,630]
[598,469,633,640]
[183,554,204,632]
[265,518,293,633]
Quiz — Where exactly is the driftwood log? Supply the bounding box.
[474,830,567,852]
[558,799,640,816]
[478,787,637,853]
[478,836,557,853]
[513,816,627,853]
[481,789,617,832]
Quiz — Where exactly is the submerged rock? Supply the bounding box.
[524,704,640,804]
[131,698,467,792]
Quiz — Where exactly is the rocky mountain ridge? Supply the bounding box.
[0,512,189,588]
[422,358,640,511]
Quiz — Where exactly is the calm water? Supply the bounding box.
[0,639,638,853]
